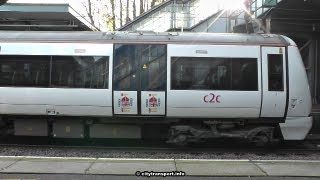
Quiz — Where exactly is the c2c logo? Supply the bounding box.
[204,93,221,103]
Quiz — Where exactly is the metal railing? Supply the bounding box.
[133,0,224,32]
[251,0,282,18]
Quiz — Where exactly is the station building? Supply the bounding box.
[0,3,97,31]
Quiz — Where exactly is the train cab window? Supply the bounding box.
[171,57,258,91]
[268,54,284,91]
[0,55,50,87]
[51,56,109,89]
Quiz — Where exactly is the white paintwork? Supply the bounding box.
[54,106,112,116]
[166,44,261,118]
[0,104,111,117]
[260,47,287,117]
[0,88,112,116]
[141,91,165,115]
[167,91,260,118]
[280,117,312,140]
[113,91,138,115]
[0,43,113,116]
[0,88,110,106]
[281,35,297,46]
[0,104,50,115]
[286,46,312,117]
[280,45,312,140]
[167,44,261,59]
[168,107,259,118]
[0,43,112,56]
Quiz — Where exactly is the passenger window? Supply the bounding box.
[51,56,109,89]
[171,57,258,91]
[0,55,50,87]
[0,55,109,89]
[268,54,283,91]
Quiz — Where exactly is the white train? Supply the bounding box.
[0,31,312,145]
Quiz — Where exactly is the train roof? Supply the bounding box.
[0,31,289,45]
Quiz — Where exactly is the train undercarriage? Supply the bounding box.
[0,115,282,147]
[167,122,279,147]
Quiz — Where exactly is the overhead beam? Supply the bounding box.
[0,24,78,28]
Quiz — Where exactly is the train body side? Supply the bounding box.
[280,36,312,140]
[0,43,113,117]
[166,44,261,118]
[0,32,313,141]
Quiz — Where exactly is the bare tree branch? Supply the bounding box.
[120,0,123,26]
[126,0,130,23]
[110,0,116,31]
[87,0,95,25]
[81,0,101,31]
[140,0,144,14]
[132,0,136,19]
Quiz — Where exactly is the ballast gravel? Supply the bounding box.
[0,145,319,160]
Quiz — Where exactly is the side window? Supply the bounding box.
[171,58,198,90]
[232,59,258,91]
[51,56,108,89]
[268,54,283,91]
[171,57,258,91]
[0,55,50,87]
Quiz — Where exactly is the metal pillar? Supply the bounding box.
[266,18,271,33]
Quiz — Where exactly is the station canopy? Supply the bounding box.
[0,3,97,31]
[260,0,320,38]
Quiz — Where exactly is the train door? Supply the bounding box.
[260,46,287,117]
[113,44,167,116]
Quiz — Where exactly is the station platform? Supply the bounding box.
[0,156,319,177]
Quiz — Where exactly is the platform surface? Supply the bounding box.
[0,156,319,177]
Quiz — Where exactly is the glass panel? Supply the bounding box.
[51,56,108,89]
[114,44,166,91]
[268,54,283,91]
[114,45,139,91]
[263,0,277,6]
[171,57,258,91]
[0,55,50,87]
[140,45,166,91]
[232,59,258,91]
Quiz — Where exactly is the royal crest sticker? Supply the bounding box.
[118,93,134,112]
[141,91,165,115]
[146,94,161,113]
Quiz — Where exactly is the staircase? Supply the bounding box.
[251,0,282,18]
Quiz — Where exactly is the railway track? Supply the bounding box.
[0,135,318,159]
[0,139,318,155]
